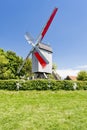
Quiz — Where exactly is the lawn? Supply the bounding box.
[0,90,87,130]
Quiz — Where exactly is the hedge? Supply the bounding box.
[0,79,87,91]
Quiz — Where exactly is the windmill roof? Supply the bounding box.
[38,43,52,52]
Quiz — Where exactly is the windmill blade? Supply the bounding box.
[24,32,34,46]
[34,46,49,68]
[25,32,49,67]
[17,49,33,74]
[34,51,48,68]
[36,7,58,44]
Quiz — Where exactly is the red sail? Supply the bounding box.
[41,8,58,40]
[34,52,47,68]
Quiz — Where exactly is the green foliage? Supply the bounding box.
[21,58,32,77]
[0,79,87,91]
[0,80,17,90]
[76,81,87,90]
[62,80,74,90]
[0,49,9,79]
[77,70,87,81]
[0,48,32,79]
[52,63,57,70]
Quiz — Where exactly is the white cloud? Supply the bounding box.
[56,69,80,79]
[56,65,87,79]
[76,65,87,69]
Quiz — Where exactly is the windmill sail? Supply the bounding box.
[36,7,58,44]
[34,51,47,68]
[25,32,49,66]
[17,49,33,73]
[33,7,58,67]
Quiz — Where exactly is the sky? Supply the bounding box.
[0,0,87,77]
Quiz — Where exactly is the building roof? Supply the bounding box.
[37,43,52,52]
[65,76,77,80]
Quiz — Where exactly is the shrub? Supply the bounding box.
[0,79,87,91]
[76,81,87,90]
[0,80,17,90]
[62,80,74,90]
[77,71,87,81]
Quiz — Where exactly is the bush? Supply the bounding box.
[0,79,87,91]
[76,81,87,90]
[77,71,87,81]
[62,80,74,90]
[0,80,17,90]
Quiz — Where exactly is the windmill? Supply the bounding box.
[17,7,58,78]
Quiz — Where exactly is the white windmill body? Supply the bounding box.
[32,43,52,74]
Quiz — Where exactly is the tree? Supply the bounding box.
[6,50,23,79]
[52,63,57,71]
[6,50,32,79]
[0,48,32,79]
[0,49,9,79]
[19,58,32,78]
[77,71,87,81]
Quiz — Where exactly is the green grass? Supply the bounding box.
[0,90,87,130]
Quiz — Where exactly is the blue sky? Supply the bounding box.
[0,0,87,71]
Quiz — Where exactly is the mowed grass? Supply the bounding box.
[0,90,87,130]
